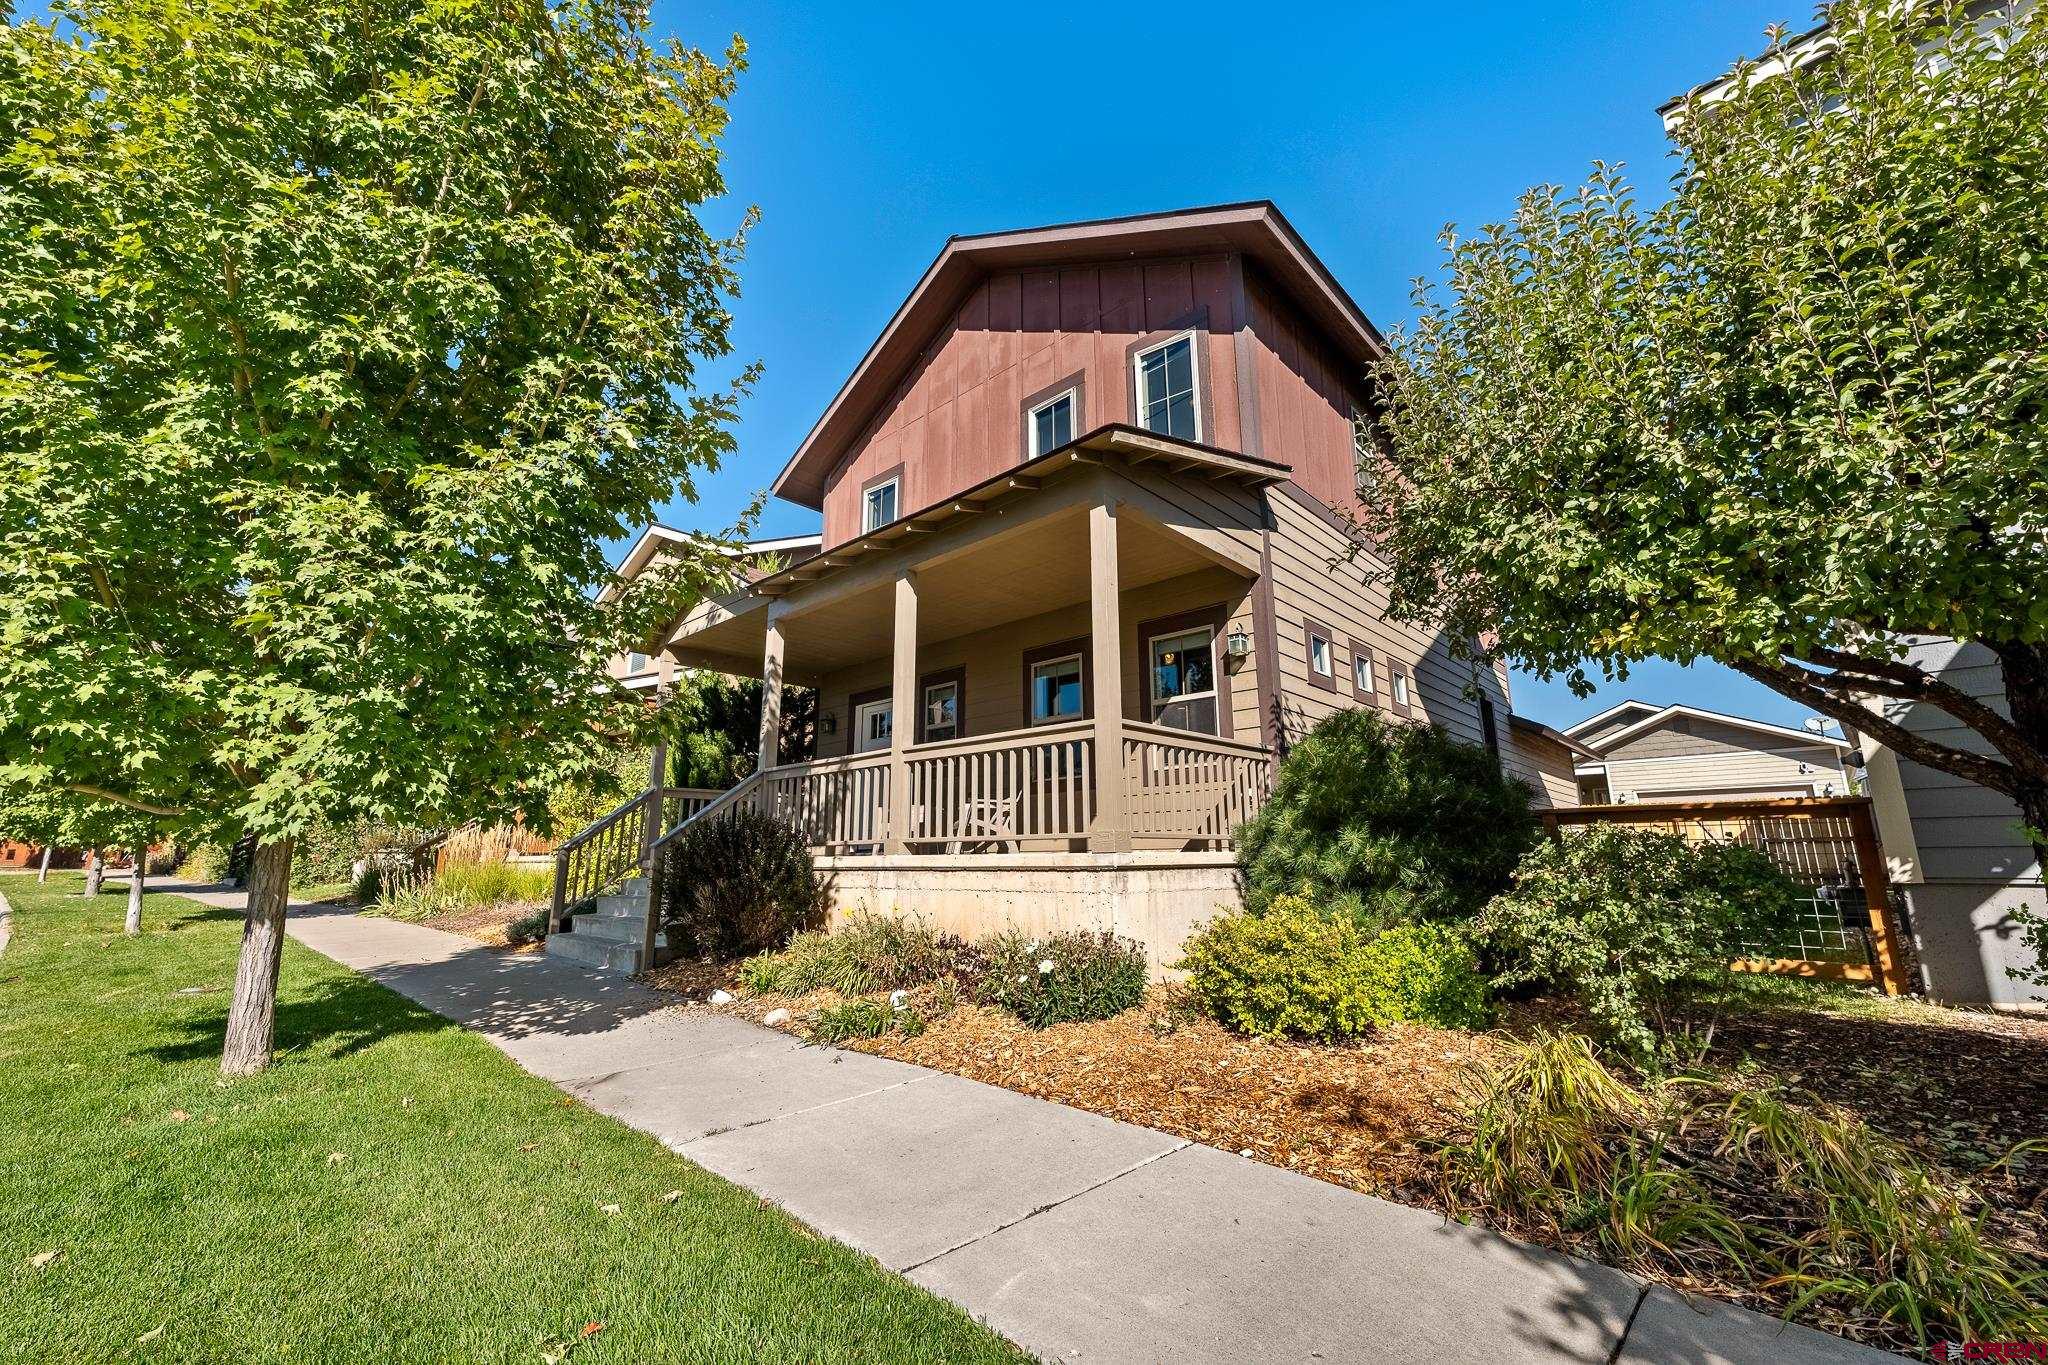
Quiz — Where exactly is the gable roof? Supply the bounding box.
[770,201,1389,510]
[601,528,821,603]
[1562,699,1664,738]
[1583,702,1851,755]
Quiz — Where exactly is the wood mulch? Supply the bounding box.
[416,901,545,951]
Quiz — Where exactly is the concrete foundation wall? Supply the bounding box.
[1901,880,2048,1009]
[815,852,1244,974]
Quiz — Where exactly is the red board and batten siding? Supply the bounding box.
[820,255,1251,548]
[1243,272,1373,518]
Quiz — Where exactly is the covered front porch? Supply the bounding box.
[668,443,1279,858]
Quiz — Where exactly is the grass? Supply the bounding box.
[0,874,1021,1363]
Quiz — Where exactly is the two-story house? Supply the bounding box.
[549,203,1581,973]
[1566,701,1852,806]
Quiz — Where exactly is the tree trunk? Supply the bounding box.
[1997,642,2048,876]
[124,838,145,936]
[83,849,102,898]
[36,846,50,883]
[220,837,294,1078]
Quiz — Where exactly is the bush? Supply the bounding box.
[740,913,970,995]
[1439,1033,2048,1352]
[1476,825,1803,1059]
[433,860,552,907]
[1236,709,1537,930]
[659,806,824,959]
[809,998,926,1045]
[504,908,549,947]
[1180,895,1489,1040]
[974,929,1149,1028]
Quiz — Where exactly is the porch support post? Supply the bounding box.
[886,569,918,853]
[639,653,678,972]
[757,617,786,774]
[1088,498,1131,853]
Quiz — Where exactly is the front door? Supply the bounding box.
[853,698,893,753]
[1148,626,1219,734]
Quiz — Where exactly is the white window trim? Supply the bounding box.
[921,680,958,742]
[853,697,893,753]
[861,475,901,533]
[1353,652,1375,695]
[1147,626,1218,710]
[1029,652,1085,726]
[1132,331,1202,442]
[1026,388,1078,457]
[1391,671,1411,707]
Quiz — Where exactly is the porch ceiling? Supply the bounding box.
[668,503,1231,683]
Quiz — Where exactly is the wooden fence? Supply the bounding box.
[1541,796,1913,996]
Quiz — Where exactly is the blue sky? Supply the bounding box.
[649,1,1827,733]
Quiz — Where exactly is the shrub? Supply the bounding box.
[1180,895,1489,1041]
[1439,1033,2048,1352]
[974,929,1149,1028]
[1476,825,1803,1059]
[658,806,824,959]
[809,998,926,1045]
[1236,709,1537,930]
[740,913,973,996]
[504,908,550,947]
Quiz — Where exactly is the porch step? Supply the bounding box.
[569,911,666,947]
[544,931,644,973]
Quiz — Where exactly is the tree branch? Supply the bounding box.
[1731,659,2021,798]
[1788,644,2045,782]
[63,784,185,818]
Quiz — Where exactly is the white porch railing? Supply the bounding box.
[1121,720,1272,844]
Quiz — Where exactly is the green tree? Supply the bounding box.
[1366,0,2048,858]
[0,0,753,1074]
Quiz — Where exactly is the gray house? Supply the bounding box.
[1564,702,1851,806]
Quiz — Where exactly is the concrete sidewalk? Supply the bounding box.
[167,882,1897,1364]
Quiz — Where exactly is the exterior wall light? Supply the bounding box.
[1224,626,1253,660]
[820,711,837,735]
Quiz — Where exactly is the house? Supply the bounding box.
[1665,2,2045,1008]
[603,528,822,691]
[555,202,1573,973]
[1565,701,1852,806]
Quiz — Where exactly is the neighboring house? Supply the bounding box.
[1565,701,1852,806]
[604,529,822,691]
[555,202,1567,973]
[1666,1,2045,1008]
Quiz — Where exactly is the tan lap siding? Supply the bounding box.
[1264,485,1509,750]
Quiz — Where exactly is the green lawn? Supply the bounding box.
[0,875,1020,1363]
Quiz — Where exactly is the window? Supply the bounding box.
[1351,648,1376,701]
[922,680,959,743]
[853,698,893,752]
[1480,696,1499,756]
[1029,390,1075,456]
[1149,627,1216,709]
[1304,618,1337,693]
[1029,654,1084,725]
[861,476,900,533]
[1391,667,1412,712]
[1133,334,1199,441]
[626,651,649,676]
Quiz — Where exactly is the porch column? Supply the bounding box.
[757,617,785,773]
[1088,498,1131,853]
[642,653,677,864]
[885,569,918,853]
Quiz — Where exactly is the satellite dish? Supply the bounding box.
[1803,717,1828,733]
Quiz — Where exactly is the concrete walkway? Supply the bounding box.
[163,882,1897,1364]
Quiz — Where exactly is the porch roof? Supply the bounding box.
[662,428,1273,682]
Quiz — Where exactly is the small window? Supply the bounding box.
[1480,696,1499,756]
[853,698,893,752]
[862,477,900,533]
[1029,390,1075,456]
[1353,652,1375,698]
[1309,636,1332,676]
[922,681,959,743]
[626,651,649,676]
[1134,334,1199,441]
[1391,668,1411,709]
[1149,627,1216,707]
[1029,654,1084,725]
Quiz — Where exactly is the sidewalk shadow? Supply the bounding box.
[348,940,677,1042]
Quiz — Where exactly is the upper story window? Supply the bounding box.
[1029,390,1076,456]
[862,475,900,533]
[625,651,649,676]
[1134,333,1199,441]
